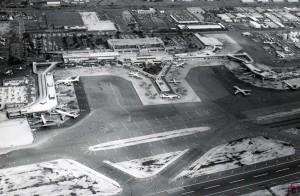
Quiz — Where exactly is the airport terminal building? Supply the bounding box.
[107,38,165,52]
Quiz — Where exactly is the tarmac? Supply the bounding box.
[1,65,300,196]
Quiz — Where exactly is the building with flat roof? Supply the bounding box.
[107,38,165,52]
[137,8,156,14]
[79,12,117,32]
[46,12,85,29]
[62,51,120,63]
[178,24,225,31]
[46,0,61,6]
[0,86,28,108]
[194,33,223,50]
[278,12,299,21]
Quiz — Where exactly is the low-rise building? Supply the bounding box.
[0,86,28,108]
[249,21,261,28]
[107,38,165,52]
[62,51,120,63]
[194,33,223,50]
[178,24,225,31]
[137,8,156,14]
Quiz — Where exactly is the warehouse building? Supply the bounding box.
[178,24,225,31]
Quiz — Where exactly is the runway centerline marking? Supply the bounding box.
[143,159,300,196]
[229,179,245,184]
[203,171,300,196]
[253,173,268,178]
[276,168,289,173]
[204,185,220,190]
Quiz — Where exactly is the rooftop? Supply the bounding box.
[108,38,164,46]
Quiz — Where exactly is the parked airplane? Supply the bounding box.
[16,66,25,71]
[160,93,181,100]
[128,71,141,78]
[0,41,5,46]
[0,56,3,60]
[33,114,55,125]
[56,76,80,85]
[55,109,79,121]
[169,78,181,85]
[233,86,251,96]
[173,62,185,68]
[0,38,6,42]
[283,81,297,90]
[56,103,67,110]
[263,41,275,44]
[3,70,13,75]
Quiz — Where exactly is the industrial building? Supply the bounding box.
[177,24,225,31]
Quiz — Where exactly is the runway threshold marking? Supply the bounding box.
[229,179,245,184]
[204,185,220,190]
[276,168,289,173]
[253,173,268,178]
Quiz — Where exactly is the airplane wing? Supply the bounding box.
[41,115,46,125]
[234,90,239,95]
[60,114,66,121]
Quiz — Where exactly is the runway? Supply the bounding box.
[146,159,300,196]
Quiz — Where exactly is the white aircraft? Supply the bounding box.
[55,109,79,121]
[16,66,25,71]
[174,62,185,68]
[128,71,141,78]
[0,56,3,60]
[169,78,181,85]
[0,41,5,46]
[0,38,6,42]
[263,41,275,44]
[283,81,297,90]
[233,86,251,96]
[3,70,13,75]
[160,93,181,100]
[56,76,80,85]
[33,114,55,125]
